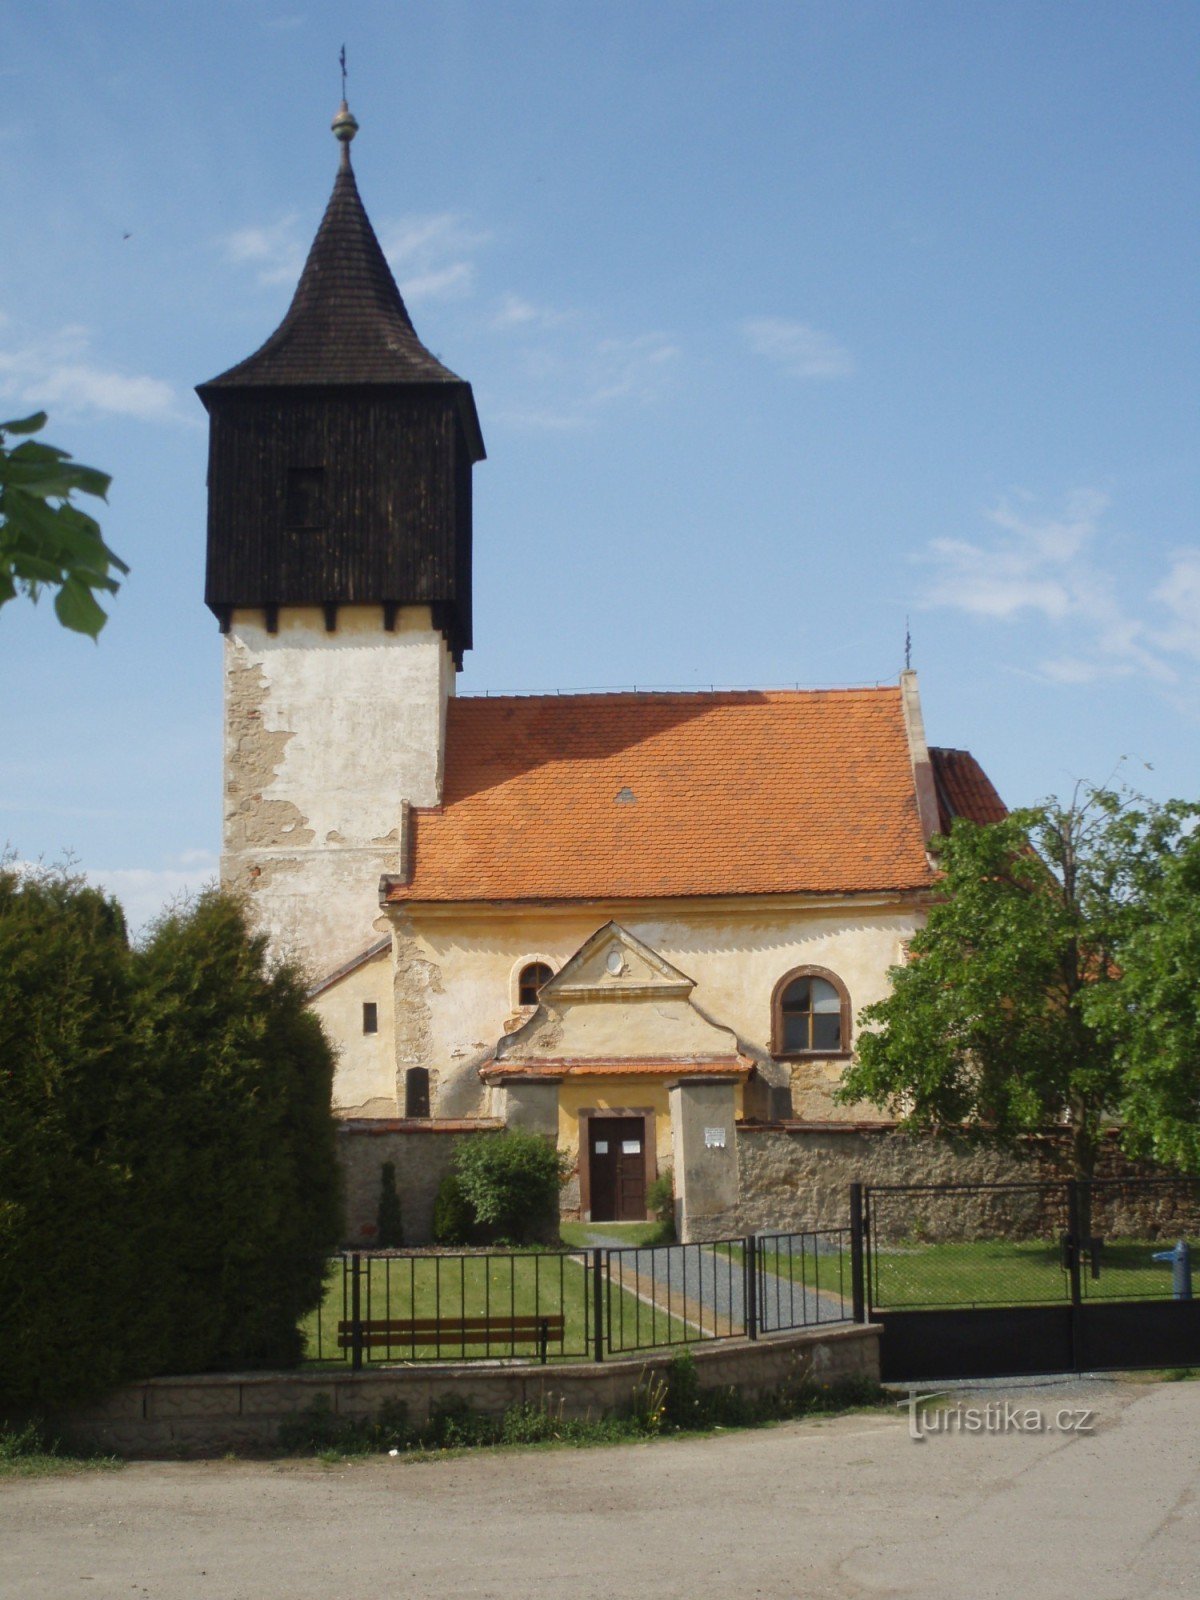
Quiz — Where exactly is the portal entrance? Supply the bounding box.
[588,1117,648,1222]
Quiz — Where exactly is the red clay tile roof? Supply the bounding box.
[930,747,1008,832]
[389,687,945,904]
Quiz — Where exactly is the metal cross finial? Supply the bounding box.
[331,45,359,161]
[905,616,912,672]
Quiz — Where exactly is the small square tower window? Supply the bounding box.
[286,466,326,528]
[362,1002,378,1035]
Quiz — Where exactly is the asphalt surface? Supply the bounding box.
[587,1229,851,1335]
[3,1374,1197,1599]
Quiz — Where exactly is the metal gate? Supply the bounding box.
[858,1177,1200,1382]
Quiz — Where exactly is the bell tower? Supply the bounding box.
[197,101,485,976]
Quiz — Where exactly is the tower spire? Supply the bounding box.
[331,48,359,170]
[331,52,360,170]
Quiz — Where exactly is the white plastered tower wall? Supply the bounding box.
[221,602,454,984]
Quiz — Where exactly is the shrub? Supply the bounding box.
[0,864,139,1409]
[451,1130,568,1245]
[130,890,341,1372]
[0,871,342,1412]
[646,1166,676,1240]
[376,1161,404,1248]
[432,1172,473,1245]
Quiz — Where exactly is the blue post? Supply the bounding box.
[1152,1240,1193,1301]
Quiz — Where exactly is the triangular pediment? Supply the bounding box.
[492,922,741,1068]
[541,921,695,1001]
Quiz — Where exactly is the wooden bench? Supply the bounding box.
[337,1314,566,1364]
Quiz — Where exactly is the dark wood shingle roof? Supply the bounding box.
[200,157,467,391]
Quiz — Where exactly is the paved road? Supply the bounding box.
[585,1229,850,1336]
[4,1375,1197,1599]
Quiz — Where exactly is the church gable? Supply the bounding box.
[541,922,695,1001]
[489,921,744,1073]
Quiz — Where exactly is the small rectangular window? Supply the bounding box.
[286,466,326,528]
[362,1002,378,1035]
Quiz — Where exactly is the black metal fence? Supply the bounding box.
[860,1174,1200,1381]
[303,1230,856,1368]
[863,1176,1200,1313]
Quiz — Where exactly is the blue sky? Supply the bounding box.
[2,1,1197,929]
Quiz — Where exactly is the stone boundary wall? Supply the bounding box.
[337,1118,501,1247]
[735,1124,1185,1240]
[53,1325,879,1459]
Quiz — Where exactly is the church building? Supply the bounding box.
[198,104,1004,1239]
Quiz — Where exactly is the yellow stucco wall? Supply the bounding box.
[556,1075,746,1156]
[311,947,396,1115]
[390,896,926,1123]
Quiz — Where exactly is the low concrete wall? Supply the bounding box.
[54,1324,879,1459]
[337,1119,501,1247]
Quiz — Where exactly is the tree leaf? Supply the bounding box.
[53,575,109,637]
[0,412,48,435]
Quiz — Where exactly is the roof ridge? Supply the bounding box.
[454,685,900,707]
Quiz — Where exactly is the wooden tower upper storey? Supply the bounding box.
[196,102,485,665]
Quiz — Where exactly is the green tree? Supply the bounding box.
[131,891,342,1371]
[0,412,127,636]
[0,871,342,1413]
[0,864,138,1409]
[836,788,1198,1182]
[1087,826,1200,1172]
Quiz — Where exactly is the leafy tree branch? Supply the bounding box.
[836,787,1199,1181]
[0,411,127,637]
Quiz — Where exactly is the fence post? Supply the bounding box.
[744,1234,759,1340]
[350,1252,364,1372]
[592,1248,605,1363]
[850,1183,866,1323]
[1065,1179,1084,1373]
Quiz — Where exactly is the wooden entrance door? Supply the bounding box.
[588,1117,647,1222]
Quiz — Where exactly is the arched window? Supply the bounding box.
[773,968,850,1056]
[517,961,553,1008]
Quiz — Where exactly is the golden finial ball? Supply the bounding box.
[332,102,359,143]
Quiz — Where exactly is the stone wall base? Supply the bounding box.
[53,1324,879,1459]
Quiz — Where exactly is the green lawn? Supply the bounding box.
[869,1237,1196,1310]
[714,1232,1194,1312]
[559,1221,672,1249]
[301,1243,690,1364]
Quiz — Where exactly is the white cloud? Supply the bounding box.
[9,852,220,938]
[741,317,854,379]
[222,208,489,307]
[223,213,304,286]
[1153,550,1200,662]
[920,491,1200,693]
[380,214,490,306]
[493,310,680,430]
[0,323,183,424]
[491,293,575,331]
[85,851,220,935]
[589,333,680,406]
